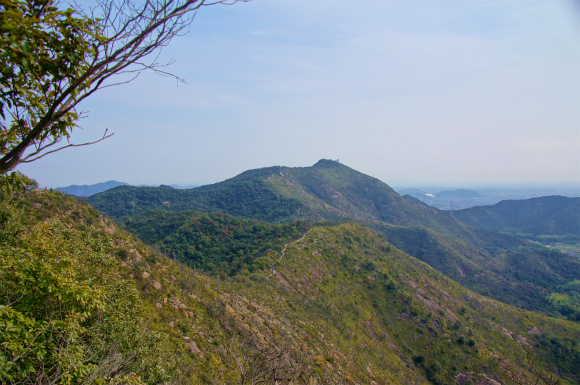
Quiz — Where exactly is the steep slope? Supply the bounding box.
[451,196,580,237]
[6,188,580,385]
[90,160,580,318]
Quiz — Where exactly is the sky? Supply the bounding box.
[16,0,580,188]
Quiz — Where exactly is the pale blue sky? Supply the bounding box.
[17,0,580,187]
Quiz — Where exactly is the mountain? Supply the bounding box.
[5,188,580,384]
[56,180,128,196]
[89,160,580,319]
[451,195,580,237]
[88,159,478,234]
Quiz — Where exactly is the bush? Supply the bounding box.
[413,356,425,365]
[314,356,326,366]
[430,361,443,372]
[0,204,172,384]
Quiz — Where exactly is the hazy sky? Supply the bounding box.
[17,0,580,187]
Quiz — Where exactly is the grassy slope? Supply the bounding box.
[21,189,580,384]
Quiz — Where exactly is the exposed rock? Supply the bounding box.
[494,324,514,340]
[399,274,418,289]
[163,297,168,304]
[476,373,502,385]
[189,341,205,358]
[309,265,324,283]
[365,321,381,341]
[431,319,443,333]
[456,372,503,385]
[528,327,542,335]
[152,280,162,290]
[142,271,150,279]
[274,270,295,293]
[515,335,531,346]
[399,313,411,321]
[168,321,174,328]
[130,248,142,263]
[155,303,162,308]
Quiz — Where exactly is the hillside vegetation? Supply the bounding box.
[89,160,580,319]
[3,188,580,385]
[120,210,311,276]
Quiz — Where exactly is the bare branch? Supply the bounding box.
[21,129,114,163]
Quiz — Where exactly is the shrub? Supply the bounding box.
[0,204,172,384]
[430,361,443,372]
[314,356,326,366]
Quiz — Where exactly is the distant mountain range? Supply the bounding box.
[87,159,580,318]
[56,181,200,196]
[451,195,580,237]
[56,180,128,196]
[394,185,580,210]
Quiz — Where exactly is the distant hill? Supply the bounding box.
[89,160,580,318]
[56,180,128,196]
[452,195,580,236]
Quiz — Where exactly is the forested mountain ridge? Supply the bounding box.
[90,160,580,319]
[88,159,470,234]
[4,188,580,384]
[451,195,580,237]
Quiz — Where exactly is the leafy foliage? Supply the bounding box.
[0,201,172,384]
[0,0,106,172]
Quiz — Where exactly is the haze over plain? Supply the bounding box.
[16,0,580,187]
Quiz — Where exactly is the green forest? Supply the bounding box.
[121,210,310,276]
